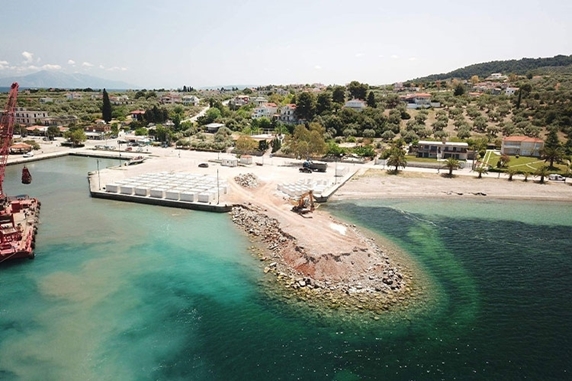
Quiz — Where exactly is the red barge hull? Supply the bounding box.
[0,195,40,262]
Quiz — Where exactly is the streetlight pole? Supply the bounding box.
[217,169,220,205]
[97,159,101,190]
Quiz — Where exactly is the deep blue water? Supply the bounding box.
[1,157,571,380]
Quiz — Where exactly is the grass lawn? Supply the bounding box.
[486,153,568,173]
[405,155,440,163]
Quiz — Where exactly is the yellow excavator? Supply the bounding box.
[291,190,317,215]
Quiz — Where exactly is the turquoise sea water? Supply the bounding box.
[1,157,571,380]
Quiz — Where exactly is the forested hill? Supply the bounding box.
[412,54,572,82]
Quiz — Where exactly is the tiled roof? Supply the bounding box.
[503,136,543,143]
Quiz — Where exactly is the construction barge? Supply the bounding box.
[0,195,40,262]
[0,83,41,263]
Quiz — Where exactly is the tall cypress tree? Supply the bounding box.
[102,89,112,122]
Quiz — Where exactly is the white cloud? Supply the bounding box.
[68,59,75,65]
[99,64,105,69]
[391,54,399,59]
[355,53,365,58]
[107,66,128,72]
[22,51,34,63]
[82,62,94,67]
[42,64,61,70]
[314,65,322,70]
[0,60,9,69]
[409,57,417,61]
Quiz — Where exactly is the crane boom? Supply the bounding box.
[0,82,19,196]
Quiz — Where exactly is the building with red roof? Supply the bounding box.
[501,136,544,157]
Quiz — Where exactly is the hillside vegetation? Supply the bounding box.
[413,54,572,82]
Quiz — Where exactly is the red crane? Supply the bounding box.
[0,83,19,196]
[0,82,31,198]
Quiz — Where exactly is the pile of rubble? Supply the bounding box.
[234,173,259,188]
[229,204,413,313]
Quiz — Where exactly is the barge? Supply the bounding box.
[0,195,40,262]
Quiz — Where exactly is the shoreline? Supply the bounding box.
[229,203,424,315]
[20,140,569,315]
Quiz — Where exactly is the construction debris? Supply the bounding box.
[234,173,259,188]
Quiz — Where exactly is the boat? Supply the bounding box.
[0,195,41,262]
[128,156,145,165]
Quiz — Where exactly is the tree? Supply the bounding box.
[332,86,345,105]
[386,144,407,172]
[507,167,518,181]
[47,125,60,139]
[475,165,488,179]
[366,91,377,108]
[347,81,368,100]
[541,128,564,168]
[64,128,86,147]
[288,123,326,158]
[295,92,316,121]
[316,92,333,115]
[102,89,112,123]
[443,157,460,177]
[235,135,257,155]
[453,83,465,96]
[534,165,550,183]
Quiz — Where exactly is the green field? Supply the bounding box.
[484,152,568,173]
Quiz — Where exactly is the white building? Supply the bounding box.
[344,99,367,111]
[251,97,268,106]
[505,87,519,96]
[182,95,200,106]
[401,93,439,109]
[12,107,49,126]
[501,136,544,157]
[278,104,297,124]
[416,140,469,160]
[252,103,278,119]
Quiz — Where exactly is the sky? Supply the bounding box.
[1,0,571,89]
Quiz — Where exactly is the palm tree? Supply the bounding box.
[386,146,407,173]
[475,165,488,179]
[521,170,530,182]
[534,165,550,184]
[507,167,518,181]
[443,157,460,177]
[541,145,565,169]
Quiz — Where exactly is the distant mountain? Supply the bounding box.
[0,70,138,89]
[411,54,572,83]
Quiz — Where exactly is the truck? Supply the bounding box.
[302,160,328,172]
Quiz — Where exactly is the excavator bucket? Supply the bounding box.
[22,166,32,184]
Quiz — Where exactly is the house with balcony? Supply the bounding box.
[501,136,544,157]
[7,107,50,126]
[160,92,182,104]
[228,95,250,109]
[401,93,440,109]
[110,95,130,105]
[251,97,268,107]
[278,104,297,124]
[182,95,200,106]
[416,140,469,160]
[252,103,278,119]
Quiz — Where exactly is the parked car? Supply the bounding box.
[548,174,566,181]
[198,163,209,168]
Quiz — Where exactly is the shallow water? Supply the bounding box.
[1,157,571,380]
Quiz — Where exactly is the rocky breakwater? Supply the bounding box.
[230,204,415,314]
